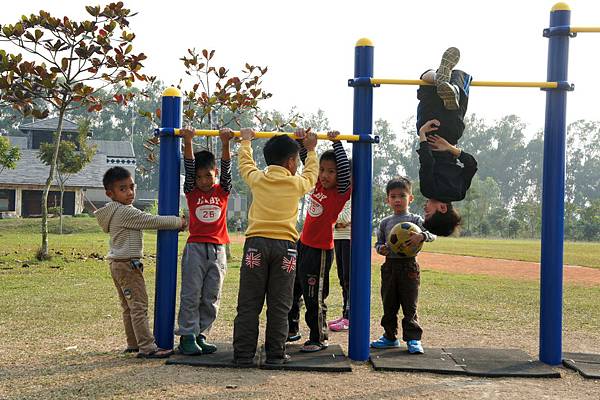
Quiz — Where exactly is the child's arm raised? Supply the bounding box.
[181,127,197,194]
[294,128,311,165]
[238,128,259,185]
[297,131,319,193]
[219,128,233,193]
[328,131,351,194]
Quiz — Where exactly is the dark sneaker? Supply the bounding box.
[178,334,202,355]
[196,334,217,354]
[437,82,460,110]
[435,47,460,85]
[300,340,328,353]
[265,354,291,365]
[122,347,139,354]
[286,332,302,342]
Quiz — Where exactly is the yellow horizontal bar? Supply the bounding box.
[174,129,361,142]
[570,26,600,33]
[371,78,558,89]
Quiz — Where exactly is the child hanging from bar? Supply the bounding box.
[174,127,232,355]
[416,47,478,236]
[288,131,351,353]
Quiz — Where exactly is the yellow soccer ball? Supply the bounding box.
[387,222,423,257]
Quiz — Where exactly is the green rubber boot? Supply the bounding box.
[196,334,217,354]
[179,334,202,355]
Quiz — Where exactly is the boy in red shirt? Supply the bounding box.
[288,131,352,352]
[175,127,233,355]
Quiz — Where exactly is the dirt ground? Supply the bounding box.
[1,252,599,399]
[386,251,600,286]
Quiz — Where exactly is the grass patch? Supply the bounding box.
[1,229,599,347]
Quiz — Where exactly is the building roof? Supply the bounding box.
[0,149,106,189]
[90,140,135,158]
[19,117,80,133]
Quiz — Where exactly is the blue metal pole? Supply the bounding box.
[154,87,182,350]
[348,38,374,361]
[540,3,571,365]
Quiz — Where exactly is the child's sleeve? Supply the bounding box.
[238,141,259,186]
[414,215,436,242]
[298,141,308,165]
[297,150,319,194]
[459,150,478,191]
[119,207,182,230]
[416,141,436,198]
[220,158,232,193]
[183,158,196,194]
[337,201,351,225]
[374,220,387,253]
[333,141,351,194]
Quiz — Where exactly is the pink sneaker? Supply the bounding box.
[327,316,344,328]
[329,318,349,332]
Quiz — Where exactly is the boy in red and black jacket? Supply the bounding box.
[288,131,352,353]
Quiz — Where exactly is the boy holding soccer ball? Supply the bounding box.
[372,177,436,354]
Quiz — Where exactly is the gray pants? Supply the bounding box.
[176,242,227,337]
[233,237,297,360]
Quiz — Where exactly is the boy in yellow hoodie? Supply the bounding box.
[233,127,318,366]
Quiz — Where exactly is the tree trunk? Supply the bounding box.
[59,183,64,235]
[39,106,67,259]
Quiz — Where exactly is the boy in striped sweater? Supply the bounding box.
[95,166,186,359]
[175,127,233,355]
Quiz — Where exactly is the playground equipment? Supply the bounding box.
[153,3,596,366]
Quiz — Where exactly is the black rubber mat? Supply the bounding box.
[260,344,352,372]
[370,347,466,374]
[563,352,600,379]
[445,348,560,378]
[166,342,260,368]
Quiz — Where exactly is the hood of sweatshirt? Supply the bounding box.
[94,201,121,233]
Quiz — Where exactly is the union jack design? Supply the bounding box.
[244,251,261,269]
[281,256,296,273]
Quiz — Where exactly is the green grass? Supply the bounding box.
[424,236,600,268]
[1,218,599,345]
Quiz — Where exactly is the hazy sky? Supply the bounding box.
[3,0,600,139]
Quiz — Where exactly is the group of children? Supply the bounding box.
[95,47,477,361]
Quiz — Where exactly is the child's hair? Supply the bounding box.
[263,135,300,166]
[103,166,131,190]
[423,203,462,236]
[320,150,336,165]
[194,150,216,171]
[386,177,413,195]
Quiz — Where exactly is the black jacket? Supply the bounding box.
[417,141,478,203]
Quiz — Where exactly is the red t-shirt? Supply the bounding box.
[186,184,230,244]
[300,182,351,250]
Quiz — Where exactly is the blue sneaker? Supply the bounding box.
[370,336,400,349]
[407,340,424,354]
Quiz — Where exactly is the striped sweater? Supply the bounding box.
[95,201,182,260]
